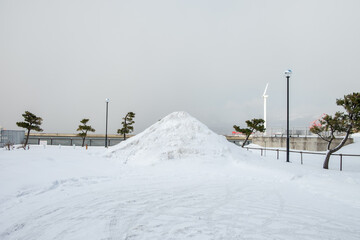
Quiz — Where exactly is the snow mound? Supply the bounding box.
[106,111,247,165]
[351,132,360,143]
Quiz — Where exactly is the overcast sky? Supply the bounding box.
[1,0,359,135]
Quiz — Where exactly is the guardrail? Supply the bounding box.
[244,146,360,171]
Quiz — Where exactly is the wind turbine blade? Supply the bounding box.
[263,83,269,96]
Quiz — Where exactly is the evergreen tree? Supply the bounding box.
[77,119,95,147]
[310,113,347,150]
[117,112,135,140]
[233,118,265,147]
[16,111,43,148]
[310,92,360,169]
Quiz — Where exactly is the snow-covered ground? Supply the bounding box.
[247,132,360,172]
[1,112,360,240]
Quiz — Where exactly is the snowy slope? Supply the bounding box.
[106,111,253,165]
[340,132,360,153]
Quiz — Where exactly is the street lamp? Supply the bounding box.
[284,69,292,163]
[105,98,109,148]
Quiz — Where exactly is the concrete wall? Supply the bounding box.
[0,130,25,147]
[252,136,354,151]
[27,136,124,147]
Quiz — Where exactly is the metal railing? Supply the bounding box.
[244,146,360,171]
[26,135,123,147]
[257,127,346,138]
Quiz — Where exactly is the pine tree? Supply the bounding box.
[233,118,265,147]
[16,111,43,148]
[310,92,360,169]
[77,119,95,147]
[117,112,135,140]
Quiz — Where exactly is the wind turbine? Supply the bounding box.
[263,83,269,135]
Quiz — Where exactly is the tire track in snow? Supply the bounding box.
[0,176,118,240]
[106,180,276,240]
[2,174,360,240]
[108,183,208,240]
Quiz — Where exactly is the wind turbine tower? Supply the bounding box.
[263,83,269,135]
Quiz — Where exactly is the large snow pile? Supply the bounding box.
[106,111,248,165]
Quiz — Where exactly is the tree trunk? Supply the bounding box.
[24,129,31,148]
[124,114,128,140]
[323,128,351,169]
[326,139,333,151]
[82,137,85,147]
[241,135,250,148]
[323,150,335,169]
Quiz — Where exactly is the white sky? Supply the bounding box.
[1,0,359,134]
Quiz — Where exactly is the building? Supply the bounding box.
[0,130,25,147]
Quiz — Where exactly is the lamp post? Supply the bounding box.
[284,70,292,163]
[105,98,109,148]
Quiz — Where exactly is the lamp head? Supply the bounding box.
[284,69,292,77]
[105,98,110,103]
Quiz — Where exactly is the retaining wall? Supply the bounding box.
[252,136,353,151]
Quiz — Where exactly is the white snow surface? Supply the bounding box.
[1,112,360,240]
[106,111,252,165]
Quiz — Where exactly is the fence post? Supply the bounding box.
[264,142,266,157]
[261,148,263,156]
[277,149,279,160]
[340,154,343,171]
[300,151,303,165]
